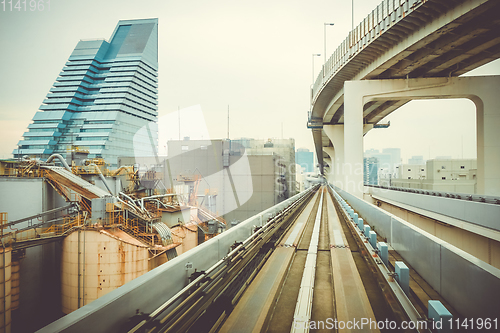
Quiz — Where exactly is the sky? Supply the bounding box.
[1,0,499,163]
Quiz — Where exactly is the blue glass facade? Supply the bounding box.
[13,19,159,167]
[364,157,379,185]
[296,148,314,173]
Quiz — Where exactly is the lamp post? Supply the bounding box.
[312,53,321,84]
[323,23,334,72]
[352,0,354,30]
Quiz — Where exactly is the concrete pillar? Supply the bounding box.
[342,76,500,196]
[344,81,364,198]
[472,81,500,196]
[323,125,345,188]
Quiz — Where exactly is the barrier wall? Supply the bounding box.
[369,186,500,232]
[334,186,500,319]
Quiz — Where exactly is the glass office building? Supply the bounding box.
[13,19,158,167]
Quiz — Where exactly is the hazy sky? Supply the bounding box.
[1,0,499,163]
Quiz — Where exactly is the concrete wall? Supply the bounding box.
[368,195,500,269]
[334,185,500,319]
[368,186,500,231]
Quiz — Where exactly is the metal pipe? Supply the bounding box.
[140,193,179,200]
[116,197,138,214]
[119,192,141,211]
[45,154,71,171]
[87,163,113,195]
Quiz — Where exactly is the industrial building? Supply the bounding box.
[0,150,227,332]
[387,158,477,194]
[0,18,231,332]
[13,19,159,167]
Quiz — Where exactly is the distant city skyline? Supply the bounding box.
[1,1,499,164]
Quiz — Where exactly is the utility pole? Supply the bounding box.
[227,105,230,140]
[178,106,180,140]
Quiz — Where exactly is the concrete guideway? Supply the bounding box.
[219,191,321,333]
[38,185,490,332]
[325,189,379,331]
[220,186,383,333]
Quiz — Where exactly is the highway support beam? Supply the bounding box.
[323,125,344,186]
[339,76,500,197]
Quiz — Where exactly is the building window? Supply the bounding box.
[460,165,465,169]
[181,145,188,151]
[441,166,445,169]
[408,177,411,179]
[442,176,446,180]
[421,169,424,171]
[408,169,411,171]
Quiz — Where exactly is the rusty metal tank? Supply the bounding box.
[0,247,11,333]
[61,228,149,314]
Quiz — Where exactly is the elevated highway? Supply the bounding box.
[308,0,500,196]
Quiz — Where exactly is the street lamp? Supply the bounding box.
[352,0,354,30]
[312,53,321,84]
[324,23,334,71]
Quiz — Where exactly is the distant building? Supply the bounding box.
[363,157,379,185]
[408,155,425,165]
[364,148,400,173]
[426,159,476,182]
[396,164,426,180]
[236,138,296,198]
[392,159,477,193]
[296,148,314,173]
[378,168,392,187]
[295,164,305,192]
[120,138,296,224]
[365,148,379,156]
[382,148,401,170]
[13,19,159,167]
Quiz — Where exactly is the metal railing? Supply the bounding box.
[310,0,426,113]
[365,184,500,205]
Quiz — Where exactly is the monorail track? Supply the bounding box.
[125,185,429,333]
